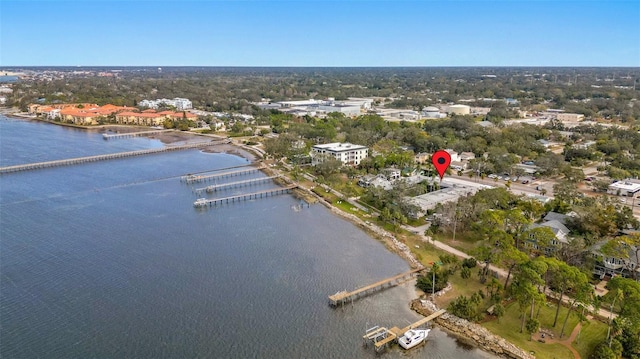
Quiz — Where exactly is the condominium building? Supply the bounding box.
[139,97,193,111]
[311,142,368,166]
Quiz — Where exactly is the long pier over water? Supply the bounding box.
[193,184,298,208]
[0,142,215,174]
[102,129,173,140]
[181,166,265,184]
[193,176,280,195]
[328,267,424,307]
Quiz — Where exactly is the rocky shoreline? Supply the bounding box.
[413,300,535,359]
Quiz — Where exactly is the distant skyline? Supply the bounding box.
[1,1,639,67]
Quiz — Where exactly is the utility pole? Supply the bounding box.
[432,267,436,301]
[452,208,458,242]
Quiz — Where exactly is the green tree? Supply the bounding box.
[416,263,449,294]
[590,342,616,359]
[551,263,582,328]
[493,303,505,323]
[163,118,174,129]
[461,266,471,280]
[511,261,545,333]
[448,295,480,321]
[553,180,582,205]
[315,156,342,177]
[500,246,529,290]
[525,318,540,341]
[560,273,592,338]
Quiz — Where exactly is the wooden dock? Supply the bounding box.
[194,176,280,195]
[181,166,265,184]
[0,142,214,175]
[193,185,297,208]
[328,267,424,307]
[102,129,173,140]
[363,309,447,352]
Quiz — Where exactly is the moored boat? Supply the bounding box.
[398,328,430,350]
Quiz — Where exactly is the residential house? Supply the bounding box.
[444,149,461,162]
[357,175,392,190]
[526,212,571,255]
[572,140,597,150]
[381,168,401,181]
[592,240,640,280]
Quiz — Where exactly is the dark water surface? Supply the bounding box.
[0,116,495,358]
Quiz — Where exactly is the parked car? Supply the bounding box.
[521,180,530,184]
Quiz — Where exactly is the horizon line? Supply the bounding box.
[2,65,640,69]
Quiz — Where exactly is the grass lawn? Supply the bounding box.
[483,301,585,359]
[573,319,608,359]
[435,231,484,254]
[311,186,338,202]
[435,269,489,308]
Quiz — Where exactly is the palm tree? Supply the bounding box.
[607,289,623,347]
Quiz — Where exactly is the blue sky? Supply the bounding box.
[1,1,639,66]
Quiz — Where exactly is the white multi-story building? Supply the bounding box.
[139,97,193,111]
[311,142,368,166]
[608,180,640,196]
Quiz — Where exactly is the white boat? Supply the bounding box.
[398,328,430,350]
[193,198,208,208]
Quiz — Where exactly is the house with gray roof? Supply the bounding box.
[525,212,572,255]
[591,240,640,281]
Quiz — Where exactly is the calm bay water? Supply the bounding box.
[0,116,495,358]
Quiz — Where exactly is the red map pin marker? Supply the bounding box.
[432,150,451,180]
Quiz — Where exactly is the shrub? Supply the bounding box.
[448,295,481,322]
[462,258,477,268]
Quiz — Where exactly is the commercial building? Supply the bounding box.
[608,180,640,197]
[311,142,368,166]
[422,106,446,119]
[316,104,361,117]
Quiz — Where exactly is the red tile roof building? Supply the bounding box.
[28,103,197,126]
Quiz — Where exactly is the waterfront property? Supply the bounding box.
[311,142,368,166]
[27,102,198,126]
